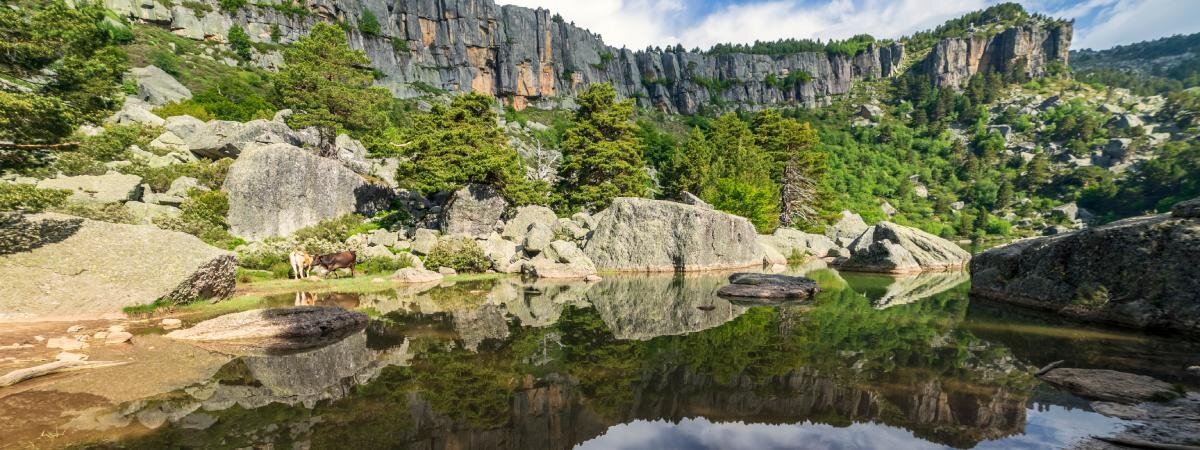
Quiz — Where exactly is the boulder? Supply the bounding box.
[186,120,303,159]
[501,205,558,241]
[148,130,189,154]
[970,200,1200,333]
[480,233,517,270]
[1114,114,1144,129]
[1173,198,1200,218]
[716,273,820,300]
[1038,368,1178,404]
[164,115,204,140]
[440,184,508,239]
[0,213,235,319]
[825,210,869,247]
[760,228,839,260]
[108,101,164,126]
[583,198,763,272]
[839,222,970,274]
[1050,203,1080,221]
[128,66,192,106]
[756,236,788,266]
[123,201,180,224]
[557,218,589,241]
[410,228,438,255]
[522,222,554,255]
[679,191,712,209]
[224,143,392,240]
[36,173,142,204]
[548,240,595,269]
[165,176,208,198]
[437,267,457,275]
[333,133,371,174]
[166,307,367,350]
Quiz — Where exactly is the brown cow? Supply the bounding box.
[313,250,357,277]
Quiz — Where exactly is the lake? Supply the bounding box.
[3,262,1198,449]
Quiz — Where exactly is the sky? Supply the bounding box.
[499,0,1200,51]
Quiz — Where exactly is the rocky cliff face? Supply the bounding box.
[105,0,1066,112]
[970,198,1200,334]
[924,23,1072,88]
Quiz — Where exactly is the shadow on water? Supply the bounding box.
[14,267,1196,450]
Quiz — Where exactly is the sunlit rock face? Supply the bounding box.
[103,0,1064,114]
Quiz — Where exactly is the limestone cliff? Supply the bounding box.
[104,0,1067,112]
[924,23,1072,88]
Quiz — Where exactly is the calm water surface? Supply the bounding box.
[4,263,1199,449]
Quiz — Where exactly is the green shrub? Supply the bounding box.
[358,255,412,274]
[423,237,490,273]
[358,10,381,36]
[50,201,139,224]
[46,124,160,176]
[291,214,367,244]
[52,152,108,176]
[236,267,276,283]
[149,50,181,76]
[228,26,252,61]
[155,190,241,249]
[270,24,281,42]
[218,0,246,12]
[0,184,70,212]
[237,248,287,271]
[154,101,215,121]
[268,261,293,279]
[121,159,233,193]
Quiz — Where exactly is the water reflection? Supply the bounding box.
[14,269,1194,450]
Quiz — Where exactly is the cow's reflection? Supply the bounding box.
[294,291,361,308]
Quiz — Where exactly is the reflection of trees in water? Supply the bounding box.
[89,273,1034,449]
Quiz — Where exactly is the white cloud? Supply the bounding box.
[1060,0,1200,49]
[499,0,686,49]
[678,0,990,49]
[499,0,1200,51]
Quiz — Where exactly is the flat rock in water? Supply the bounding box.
[1038,368,1179,404]
[716,273,819,300]
[166,307,367,351]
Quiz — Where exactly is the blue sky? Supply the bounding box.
[501,0,1200,51]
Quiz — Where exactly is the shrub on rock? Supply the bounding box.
[423,236,490,273]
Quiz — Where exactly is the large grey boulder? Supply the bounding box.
[333,133,371,174]
[0,213,235,320]
[108,100,164,127]
[128,65,192,106]
[839,221,970,274]
[166,307,368,351]
[971,200,1200,333]
[716,273,820,300]
[410,228,438,255]
[760,228,839,259]
[826,210,869,247]
[501,205,557,241]
[223,143,392,240]
[480,233,517,270]
[37,173,142,203]
[440,184,507,239]
[583,198,763,272]
[187,120,303,159]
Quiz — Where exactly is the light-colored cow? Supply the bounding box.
[289,250,313,279]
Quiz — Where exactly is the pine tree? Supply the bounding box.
[273,23,391,152]
[1,1,128,168]
[662,127,716,198]
[752,110,825,228]
[395,93,545,205]
[555,83,649,212]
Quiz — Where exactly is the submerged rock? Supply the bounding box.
[716,273,820,300]
[971,198,1200,333]
[1038,368,1179,404]
[0,213,235,319]
[166,307,368,351]
[839,221,970,274]
[584,198,763,272]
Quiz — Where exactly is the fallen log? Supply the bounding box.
[0,360,129,387]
